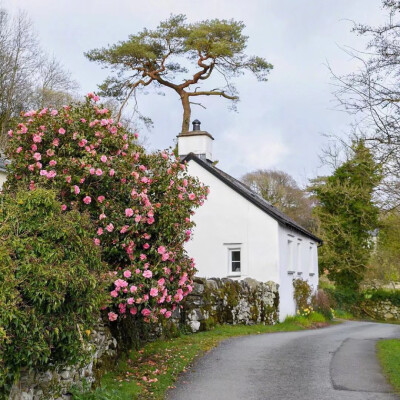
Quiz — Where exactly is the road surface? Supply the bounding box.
[167,321,400,400]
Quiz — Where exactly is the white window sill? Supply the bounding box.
[227,274,241,278]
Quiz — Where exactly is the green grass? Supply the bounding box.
[377,339,400,393]
[73,314,329,400]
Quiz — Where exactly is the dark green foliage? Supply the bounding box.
[0,188,106,394]
[311,141,381,290]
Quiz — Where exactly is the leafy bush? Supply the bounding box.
[311,289,334,320]
[0,189,106,393]
[4,94,208,323]
[367,289,400,306]
[293,278,313,313]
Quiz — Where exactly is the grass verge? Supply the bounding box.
[377,339,400,393]
[72,313,331,400]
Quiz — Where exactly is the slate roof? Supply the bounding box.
[182,153,322,244]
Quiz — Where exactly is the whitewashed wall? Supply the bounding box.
[185,160,281,284]
[278,225,319,319]
[0,170,6,190]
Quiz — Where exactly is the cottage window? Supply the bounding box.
[309,244,315,275]
[229,249,241,275]
[296,241,302,275]
[287,239,295,273]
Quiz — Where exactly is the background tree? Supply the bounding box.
[0,7,77,149]
[85,14,273,133]
[310,141,381,291]
[367,211,400,284]
[332,0,400,209]
[242,169,316,232]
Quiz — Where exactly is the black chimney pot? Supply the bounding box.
[192,119,201,131]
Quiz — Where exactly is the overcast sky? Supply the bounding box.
[5,0,385,185]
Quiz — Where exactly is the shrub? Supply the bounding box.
[0,188,106,394]
[311,289,334,320]
[293,278,313,313]
[4,94,208,323]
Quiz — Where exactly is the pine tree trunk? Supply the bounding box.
[180,93,191,133]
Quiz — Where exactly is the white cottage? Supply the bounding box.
[178,120,322,319]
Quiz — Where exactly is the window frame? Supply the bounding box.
[228,247,242,277]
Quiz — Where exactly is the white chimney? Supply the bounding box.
[177,119,214,161]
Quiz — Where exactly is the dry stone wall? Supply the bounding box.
[175,277,280,331]
[364,300,400,321]
[8,320,117,400]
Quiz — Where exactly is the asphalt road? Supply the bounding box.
[166,321,400,400]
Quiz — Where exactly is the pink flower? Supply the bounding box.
[110,290,118,298]
[127,297,134,305]
[135,215,142,223]
[143,270,152,279]
[99,213,106,220]
[97,227,103,235]
[89,168,95,175]
[120,225,129,234]
[188,193,196,200]
[130,307,137,315]
[140,254,147,261]
[98,195,105,203]
[165,311,172,319]
[143,243,150,250]
[150,288,158,297]
[33,152,41,161]
[50,109,58,116]
[106,223,114,232]
[31,144,37,151]
[114,279,128,288]
[66,176,71,183]
[100,155,107,163]
[96,168,103,176]
[16,146,22,153]
[33,134,42,143]
[58,128,65,134]
[130,285,137,293]
[49,160,57,166]
[94,238,101,246]
[109,169,115,176]
[74,185,80,194]
[158,278,165,286]
[61,204,67,211]
[53,138,59,146]
[83,196,92,204]
[147,217,155,224]
[157,246,166,255]
[108,312,118,321]
[123,270,131,278]
[125,208,134,217]
[141,309,151,317]
[162,253,170,261]
[47,170,57,179]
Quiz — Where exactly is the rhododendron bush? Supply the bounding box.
[5,94,208,323]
